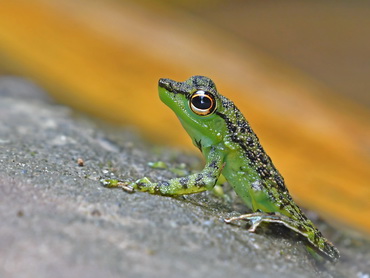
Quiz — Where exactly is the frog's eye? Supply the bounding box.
[189,90,216,116]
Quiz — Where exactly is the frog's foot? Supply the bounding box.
[100,178,135,193]
[225,212,264,232]
[224,212,293,232]
[225,212,340,263]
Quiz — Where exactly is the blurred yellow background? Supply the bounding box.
[0,0,369,234]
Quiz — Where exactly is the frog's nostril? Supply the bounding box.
[158,78,171,89]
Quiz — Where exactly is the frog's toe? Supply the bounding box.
[118,182,135,193]
[132,177,152,191]
[100,178,121,188]
[100,179,135,193]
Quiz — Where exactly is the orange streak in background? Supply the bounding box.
[0,0,369,234]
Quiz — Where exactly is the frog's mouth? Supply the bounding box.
[158,81,198,134]
[158,86,187,117]
[158,78,189,113]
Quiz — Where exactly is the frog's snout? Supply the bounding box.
[158,78,173,91]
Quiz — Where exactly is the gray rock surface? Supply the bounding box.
[0,77,369,278]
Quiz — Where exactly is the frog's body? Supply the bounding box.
[110,76,339,262]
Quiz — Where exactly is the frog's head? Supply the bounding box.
[158,76,229,149]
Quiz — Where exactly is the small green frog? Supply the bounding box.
[105,76,339,262]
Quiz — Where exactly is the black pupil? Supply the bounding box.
[192,95,211,109]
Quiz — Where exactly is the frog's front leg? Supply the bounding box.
[127,147,224,196]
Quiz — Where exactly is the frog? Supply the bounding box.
[104,75,339,263]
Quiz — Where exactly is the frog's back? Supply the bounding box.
[214,93,294,213]
[216,93,316,219]
[215,92,339,261]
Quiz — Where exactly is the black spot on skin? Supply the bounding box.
[246,150,257,162]
[195,139,202,152]
[279,203,285,210]
[179,177,189,189]
[257,166,270,178]
[209,160,219,169]
[323,242,336,256]
[275,176,286,191]
[230,125,237,133]
[257,146,266,155]
[267,191,276,202]
[195,174,203,183]
[238,121,252,133]
[136,182,146,190]
[316,230,323,237]
[296,224,307,233]
[231,133,240,142]
[313,233,320,245]
[221,99,229,108]
[195,181,206,188]
[159,181,170,187]
[246,137,254,146]
[258,153,268,164]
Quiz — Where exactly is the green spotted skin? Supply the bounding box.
[127,76,339,262]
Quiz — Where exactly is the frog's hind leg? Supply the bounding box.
[224,212,340,263]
